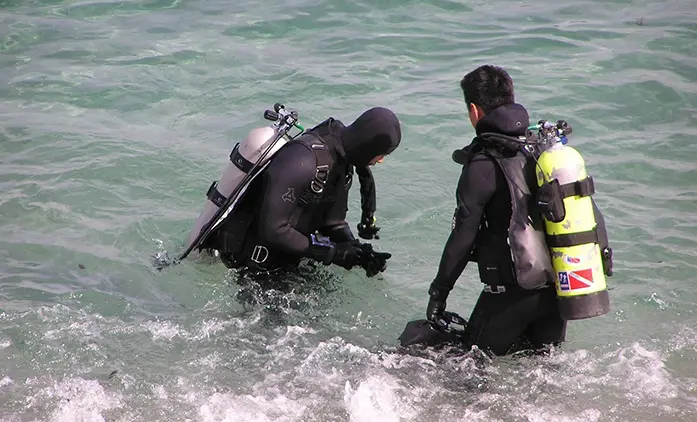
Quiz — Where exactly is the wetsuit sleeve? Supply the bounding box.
[257,143,317,256]
[318,174,356,243]
[355,165,376,215]
[431,157,497,295]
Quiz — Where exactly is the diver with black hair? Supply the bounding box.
[413,65,613,356]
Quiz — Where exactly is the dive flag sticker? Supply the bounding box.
[564,255,581,264]
[558,268,594,291]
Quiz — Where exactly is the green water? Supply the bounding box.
[1,0,697,420]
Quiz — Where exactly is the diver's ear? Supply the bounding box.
[369,155,385,166]
[468,103,484,127]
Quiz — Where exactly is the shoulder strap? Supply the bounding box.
[294,133,333,203]
[288,133,335,227]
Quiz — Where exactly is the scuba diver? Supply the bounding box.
[399,65,614,357]
[180,104,400,281]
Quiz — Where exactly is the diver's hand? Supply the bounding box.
[357,242,391,277]
[426,283,451,330]
[330,242,363,270]
[309,234,362,270]
[426,298,448,330]
[357,213,380,240]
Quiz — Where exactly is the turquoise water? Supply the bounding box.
[2,0,697,420]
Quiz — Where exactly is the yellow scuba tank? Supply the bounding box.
[533,120,610,321]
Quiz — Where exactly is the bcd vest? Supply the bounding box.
[207,126,351,268]
[465,146,555,290]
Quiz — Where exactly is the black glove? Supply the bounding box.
[357,243,391,277]
[332,242,363,270]
[357,213,380,240]
[309,234,362,270]
[426,284,449,330]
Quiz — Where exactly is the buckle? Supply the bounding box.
[310,180,324,194]
[315,165,329,183]
[250,245,269,264]
[484,285,507,294]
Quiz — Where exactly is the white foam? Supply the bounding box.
[152,384,169,400]
[0,338,11,349]
[45,378,122,422]
[195,318,230,340]
[143,320,183,341]
[522,406,602,422]
[188,351,223,369]
[198,392,307,422]
[608,343,678,401]
[3,302,691,421]
[343,375,418,422]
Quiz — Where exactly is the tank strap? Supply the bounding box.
[546,227,600,248]
[229,143,254,173]
[206,181,227,208]
[204,143,256,209]
[559,176,595,199]
[542,176,598,248]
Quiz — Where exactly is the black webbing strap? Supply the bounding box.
[290,140,333,226]
[559,176,595,199]
[229,143,255,173]
[546,226,600,248]
[298,143,332,205]
[206,181,227,208]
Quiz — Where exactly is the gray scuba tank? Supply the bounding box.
[181,104,303,260]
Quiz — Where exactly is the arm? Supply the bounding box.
[355,165,376,215]
[257,143,363,270]
[355,165,382,239]
[318,171,356,243]
[256,143,317,256]
[429,157,497,299]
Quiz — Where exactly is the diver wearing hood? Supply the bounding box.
[205,107,401,277]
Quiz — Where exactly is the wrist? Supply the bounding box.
[328,224,356,243]
[360,212,375,225]
[309,234,336,265]
[428,282,449,302]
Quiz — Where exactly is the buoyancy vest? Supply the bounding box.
[479,146,555,290]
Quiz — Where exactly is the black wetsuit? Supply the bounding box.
[430,103,566,356]
[356,165,377,220]
[217,107,401,274]
[239,126,355,271]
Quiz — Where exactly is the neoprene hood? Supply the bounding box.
[340,107,402,166]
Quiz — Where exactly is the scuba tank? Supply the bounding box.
[531,120,611,320]
[180,103,305,261]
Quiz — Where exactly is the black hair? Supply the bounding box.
[459,65,515,114]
